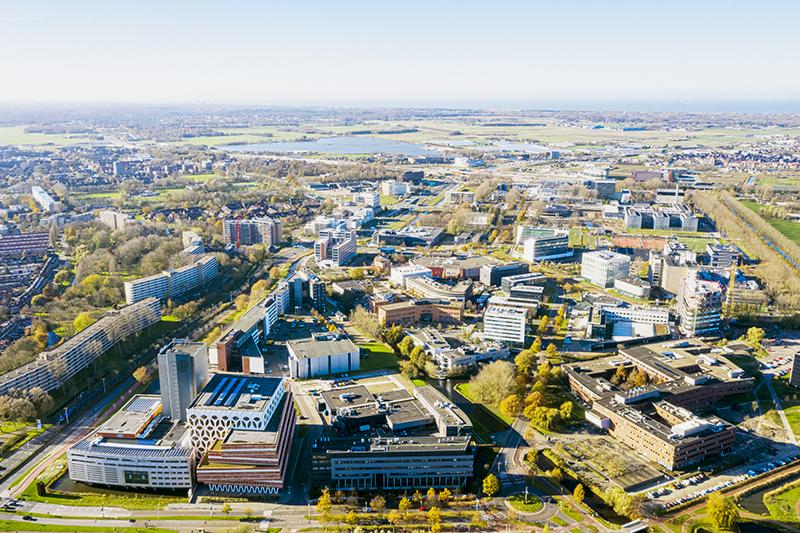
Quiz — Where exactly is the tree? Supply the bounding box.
[745,327,765,348]
[482,474,499,498]
[573,484,585,504]
[538,315,549,335]
[316,487,332,522]
[514,350,537,377]
[31,294,47,307]
[399,496,412,520]
[548,468,563,483]
[73,311,96,333]
[528,406,560,431]
[221,502,232,516]
[398,336,415,357]
[369,495,386,515]
[387,509,402,526]
[500,394,523,417]
[468,361,516,405]
[707,492,739,532]
[427,506,442,528]
[438,487,452,506]
[345,510,358,526]
[269,266,282,280]
[234,294,249,311]
[132,366,150,384]
[426,487,438,506]
[531,336,542,353]
[559,401,574,421]
[250,279,270,302]
[524,391,544,408]
[545,343,558,359]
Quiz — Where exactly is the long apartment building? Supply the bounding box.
[0,298,161,394]
[124,254,219,304]
[565,339,753,470]
[222,218,282,247]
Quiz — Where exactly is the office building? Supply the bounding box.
[210,293,279,374]
[374,226,444,247]
[157,340,209,422]
[375,299,464,326]
[191,374,296,495]
[313,384,473,490]
[390,264,433,288]
[124,254,219,304]
[354,191,381,209]
[381,180,409,196]
[479,261,529,287]
[595,179,617,199]
[585,302,671,344]
[678,275,723,336]
[656,188,686,204]
[581,250,631,288]
[483,304,529,347]
[444,190,475,205]
[515,227,571,261]
[706,243,740,269]
[67,395,193,490]
[624,204,698,232]
[315,229,356,267]
[412,255,495,280]
[565,339,753,470]
[287,333,360,379]
[222,218,282,247]
[405,276,472,303]
[0,298,161,395]
[614,277,651,299]
[406,328,510,374]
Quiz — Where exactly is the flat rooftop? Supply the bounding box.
[287,336,358,360]
[314,434,471,455]
[97,394,161,439]
[190,373,282,412]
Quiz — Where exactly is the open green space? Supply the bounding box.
[742,200,800,246]
[0,126,94,147]
[380,194,399,207]
[455,382,515,425]
[184,172,222,182]
[358,341,400,372]
[75,191,122,200]
[764,480,800,522]
[0,520,176,533]
[506,494,543,513]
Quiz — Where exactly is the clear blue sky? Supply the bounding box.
[1,0,798,108]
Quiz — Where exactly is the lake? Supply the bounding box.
[224,136,441,156]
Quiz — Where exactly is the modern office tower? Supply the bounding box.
[581,250,631,288]
[157,340,209,422]
[479,261,529,286]
[222,217,282,247]
[678,274,723,336]
[516,227,571,261]
[483,303,529,346]
[287,333,360,379]
[314,229,356,267]
[0,298,161,394]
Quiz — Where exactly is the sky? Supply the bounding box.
[1,0,799,109]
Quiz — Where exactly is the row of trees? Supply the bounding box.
[0,387,54,421]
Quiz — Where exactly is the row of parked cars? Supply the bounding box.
[659,454,800,510]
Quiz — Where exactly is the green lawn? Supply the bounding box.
[380,194,399,207]
[0,520,176,533]
[742,200,800,246]
[455,382,515,425]
[0,126,92,147]
[764,481,800,522]
[75,191,122,200]
[358,342,400,372]
[184,172,222,182]
[506,494,543,513]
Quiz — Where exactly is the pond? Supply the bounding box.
[224,136,441,156]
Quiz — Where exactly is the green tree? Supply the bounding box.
[745,327,765,348]
[427,506,442,527]
[482,474,500,498]
[398,336,415,357]
[426,487,437,505]
[345,510,358,526]
[73,311,96,333]
[269,266,283,280]
[559,401,574,421]
[707,492,739,532]
[387,509,402,526]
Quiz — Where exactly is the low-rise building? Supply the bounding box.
[287,333,360,379]
[515,227,571,261]
[581,250,631,288]
[479,261,529,286]
[375,298,464,326]
[614,276,651,299]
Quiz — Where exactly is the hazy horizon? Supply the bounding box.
[2,0,799,108]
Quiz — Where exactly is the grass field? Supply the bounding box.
[742,200,800,246]
[358,341,400,372]
[75,191,122,200]
[0,126,93,147]
[506,494,543,513]
[455,382,515,425]
[0,520,176,533]
[764,480,800,522]
[184,172,222,182]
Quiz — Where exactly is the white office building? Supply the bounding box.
[287,333,360,379]
[581,250,631,288]
[483,304,529,346]
[389,264,433,288]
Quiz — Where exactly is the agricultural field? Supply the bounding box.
[742,200,800,246]
[0,126,97,147]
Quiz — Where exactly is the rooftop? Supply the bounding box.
[287,334,358,360]
[189,373,282,412]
